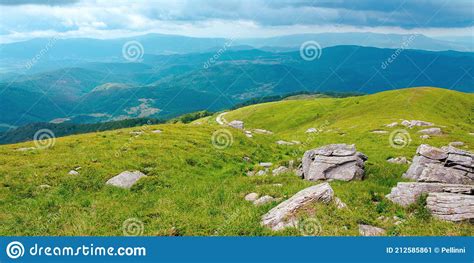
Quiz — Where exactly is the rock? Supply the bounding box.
[106,171,147,189]
[272,166,289,176]
[300,144,367,181]
[401,120,434,128]
[371,130,388,134]
[306,128,318,133]
[418,163,472,185]
[385,122,398,128]
[358,224,386,236]
[246,171,256,176]
[449,142,464,147]
[254,195,275,206]
[253,129,273,135]
[386,182,473,206]
[129,131,143,136]
[228,120,244,129]
[272,183,283,187]
[16,147,36,151]
[420,135,430,139]
[259,162,273,168]
[291,140,301,145]
[68,170,79,176]
[245,133,253,138]
[387,157,410,164]
[403,144,473,184]
[261,182,334,231]
[257,170,267,176]
[38,184,51,189]
[334,197,347,209]
[242,156,251,162]
[152,130,162,134]
[426,192,474,222]
[418,128,442,135]
[276,140,294,145]
[417,144,447,160]
[245,193,259,202]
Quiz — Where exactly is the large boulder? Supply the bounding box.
[299,144,367,181]
[386,182,473,206]
[106,171,147,189]
[261,182,333,231]
[426,192,474,222]
[403,144,473,184]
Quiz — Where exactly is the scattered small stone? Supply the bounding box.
[291,140,301,144]
[254,195,275,206]
[129,131,143,136]
[272,183,283,187]
[38,184,51,189]
[68,170,79,176]
[449,141,464,147]
[242,156,251,162]
[385,122,398,128]
[420,135,430,139]
[257,170,267,176]
[358,224,386,236]
[387,157,410,164]
[106,171,147,189]
[306,128,318,133]
[371,130,388,134]
[253,129,273,135]
[245,193,259,202]
[228,120,244,129]
[276,140,294,145]
[334,197,347,209]
[377,216,386,221]
[16,147,36,151]
[272,166,289,176]
[152,130,162,134]
[259,162,273,168]
[246,171,256,177]
[401,120,434,128]
[418,127,442,135]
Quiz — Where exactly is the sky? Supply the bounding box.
[0,0,472,43]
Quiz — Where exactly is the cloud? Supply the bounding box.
[0,0,472,42]
[0,0,78,5]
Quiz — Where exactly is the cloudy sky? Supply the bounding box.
[0,0,472,43]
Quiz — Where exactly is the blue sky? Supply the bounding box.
[0,0,472,43]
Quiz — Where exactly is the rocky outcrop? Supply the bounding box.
[261,182,333,231]
[386,182,473,206]
[426,192,474,222]
[359,224,386,236]
[298,144,367,181]
[403,144,473,184]
[228,120,244,129]
[106,171,147,189]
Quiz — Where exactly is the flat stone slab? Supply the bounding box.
[261,182,333,231]
[106,171,147,189]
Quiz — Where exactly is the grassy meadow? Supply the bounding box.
[0,87,473,236]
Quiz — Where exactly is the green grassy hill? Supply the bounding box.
[0,87,473,236]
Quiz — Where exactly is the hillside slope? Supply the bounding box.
[0,87,472,236]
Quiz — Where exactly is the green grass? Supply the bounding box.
[1,87,473,236]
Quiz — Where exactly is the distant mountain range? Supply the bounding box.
[0,33,473,132]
